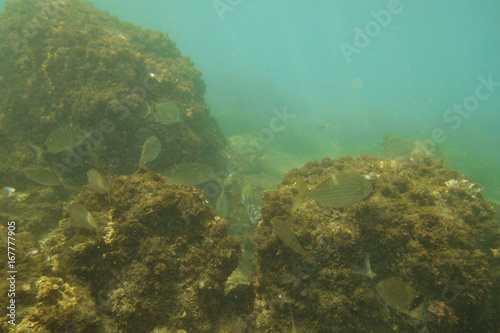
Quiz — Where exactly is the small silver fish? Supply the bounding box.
[0,187,16,197]
[270,217,311,257]
[246,206,261,225]
[26,143,44,163]
[162,162,215,185]
[87,169,109,195]
[23,166,61,185]
[216,191,230,219]
[152,101,182,125]
[375,277,422,317]
[292,174,372,211]
[25,248,38,257]
[70,242,87,251]
[45,126,87,153]
[68,203,99,236]
[138,136,161,167]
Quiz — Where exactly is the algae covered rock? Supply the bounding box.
[13,276,99,333]
[252,154,499,332]
[0,0,226,189]
[40,168,240,332]
[0,186,63,237]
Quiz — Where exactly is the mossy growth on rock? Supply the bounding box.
[0,0,226,190]
[252,154,499,332]
[0,169,240,332]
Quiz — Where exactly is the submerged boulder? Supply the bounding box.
[251,154,499,332]
[0,0,226,190]
[1,169,241,332]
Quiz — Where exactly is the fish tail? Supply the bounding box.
[291,175,308,211]
[143,101,152,118]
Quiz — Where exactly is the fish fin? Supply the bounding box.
[26,142,44,163]
[291,175,308,211]
[289,305,296,332]
[138,157,147,168]
[143,101,152,118]
[354,254,376,279]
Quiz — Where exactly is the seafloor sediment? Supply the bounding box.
[250,154,500,332]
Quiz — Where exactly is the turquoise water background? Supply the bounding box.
[2,0,499,199]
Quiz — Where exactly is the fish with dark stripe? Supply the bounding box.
[45,125,87,153]
[291,173,372,210]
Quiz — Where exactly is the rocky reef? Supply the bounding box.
[1,154,498,331]
[0,169,241,332]
[251,154,499,332]
[0,0,226,191]
[1,1,499,332]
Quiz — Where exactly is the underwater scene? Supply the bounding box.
[0,0,499,332]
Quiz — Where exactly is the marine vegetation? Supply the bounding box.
[0,169,241,332]
[251,154,499,332]
[0,0,227,191]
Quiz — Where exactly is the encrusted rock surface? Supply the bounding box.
[251,155,499,332]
